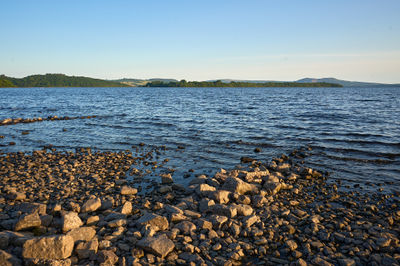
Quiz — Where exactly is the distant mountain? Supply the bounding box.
[0,74,127,88]
[296,78,400,87]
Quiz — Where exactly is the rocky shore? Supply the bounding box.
[0,147,399,265]
[0,116,97,127]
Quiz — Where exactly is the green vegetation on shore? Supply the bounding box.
[144,80,343,88]
[0,74,126,88]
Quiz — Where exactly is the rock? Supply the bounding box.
[136,213,169,231]
[75,239,98,259]
[243,215,259,227]
[0,232,9,249]
[107,219,127,228]
[196,184,216,195]
[222,177,258,195]
[208,204,237,218]
[311,257,333,266]
[263,181,282,195]
[81,198,101,213]
[15,203,47,215]
[136,234,175,258]
[86,216,99,225]
[22,235,74,260]
[295,258,308,266]
[120,186,138,195]
[232,204,253,216]
[165,205,183,215]
[97,250,118,265]
[14,212,41,231]
[26,258,71,266]
[183,210,201,218]
[338,258,356,266]
[208,215,228,229]
[66,226,96,243]
[7,191,26,201]
[161,174,173,184]
[199,199,215,212]
[285,240,298,251]
[0,249,22,266]
[208,190,230,204]
[61,212,83,233]
[121,201,132,215]
[196,219,213,230]
[175,221,196,235]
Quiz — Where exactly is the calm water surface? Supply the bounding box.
[0,87,399,192]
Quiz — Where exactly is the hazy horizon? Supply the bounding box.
[1,0,400,83]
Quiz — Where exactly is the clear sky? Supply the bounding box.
[1,0,400,83]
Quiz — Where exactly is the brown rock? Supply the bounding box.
[97,250,118,265]
[121,201,132,215]
[161,173,173,184]
[175,221,196,235]
[75,239,98,259]
[22,235,74,260]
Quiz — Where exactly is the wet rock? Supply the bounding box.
[81,197,101,213]
[14,212,41,231]
[61,212,83,233]
[137,234,175,258]
[161,173,173,184]
[22,235,74,260]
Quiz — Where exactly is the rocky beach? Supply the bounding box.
[0,144,399,265]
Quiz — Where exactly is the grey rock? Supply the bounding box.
[75,238,98,259]
[222,177,258,195]
[136,213,169,231]
[66,226,96,243]
[61,212,83,233]
[81,197,101,213]
[0,249,22,266]
[137,234,175,258]
[175,221,196,235]
[208,204,237,218]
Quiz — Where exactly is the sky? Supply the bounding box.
[1,0,400,83]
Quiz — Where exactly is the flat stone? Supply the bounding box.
[243,215,259,227]
[61,212,83,233]
[136,213,169,231]
[81,197,101,213]
[208,215,228,229]
[222,177,258,195]
[0,249,22,266]
[137,234,175,258]
[22,235,74,260]
[120,186,138,195]
[285,239,298,251]
[196,184,216,196]
[15,203,47,215]
[14,212,41,231]
[66,226,96,243]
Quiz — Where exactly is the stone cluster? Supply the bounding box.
[0,115,97,126]
[0,149,399,265]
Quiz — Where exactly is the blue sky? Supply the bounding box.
[1,0,400,82]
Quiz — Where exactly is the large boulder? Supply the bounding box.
[22,235,74,260]
[66,226,96,243]
[137,234,175,258]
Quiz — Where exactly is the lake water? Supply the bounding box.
[0,87,399,193]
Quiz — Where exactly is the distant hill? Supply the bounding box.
[0,74,128,88]
[144,80,342,88]
[296,78,400,87]
[112,78,178,87]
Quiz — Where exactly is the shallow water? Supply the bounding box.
[0,87,399,192]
